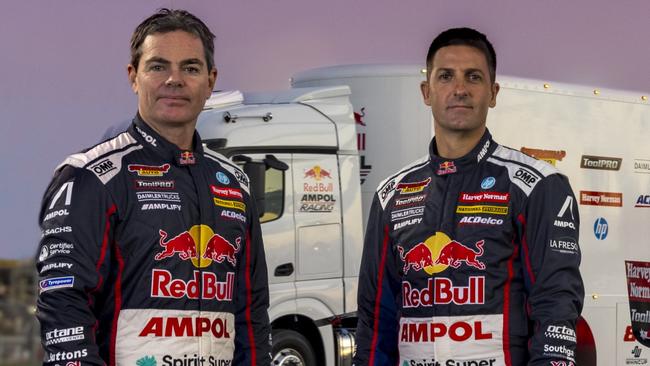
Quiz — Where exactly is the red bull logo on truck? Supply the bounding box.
[304,165,332,181]
[155,225,240,268]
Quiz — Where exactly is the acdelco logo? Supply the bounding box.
[520,147,566,166]
[139,316,231,338]
[128,164,171,177]
[581,155,622,171]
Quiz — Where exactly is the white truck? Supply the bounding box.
[196,64,650,366]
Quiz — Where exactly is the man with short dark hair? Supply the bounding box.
[354,27,584,365]
[36,9,270,365]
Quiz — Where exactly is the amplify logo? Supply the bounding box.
[521,147,566,166]
[581,155,622,171]
[579,191,623,207]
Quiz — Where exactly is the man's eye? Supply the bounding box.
[149,65,165,72]
[438,73,452,81]
[468,73,482,82]
[185,66,200,74]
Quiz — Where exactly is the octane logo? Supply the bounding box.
[397,232,485,275]
[155,225,240,268]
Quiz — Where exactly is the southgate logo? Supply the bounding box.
[581,155,622,171]
[579,191,623,207]
[594,217,609,240]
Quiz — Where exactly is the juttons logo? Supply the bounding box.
[398,232,485,275]
[155,225,240,268]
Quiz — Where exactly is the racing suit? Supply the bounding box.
[354,130,584,366]
[36,116,270,366]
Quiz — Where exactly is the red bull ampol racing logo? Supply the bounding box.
[155,225,240,268]
[304,165,332,181]
[398,232,485,275]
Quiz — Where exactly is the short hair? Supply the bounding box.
[130,8,216,71]
[426,27,497,83]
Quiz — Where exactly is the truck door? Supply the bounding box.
[291,153,345,316]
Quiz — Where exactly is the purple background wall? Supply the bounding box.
[2,1,649,259]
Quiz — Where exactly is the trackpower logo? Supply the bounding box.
[580,155,622,171]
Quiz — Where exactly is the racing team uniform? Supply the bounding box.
[36,116,270,366]
[354,130,584,366]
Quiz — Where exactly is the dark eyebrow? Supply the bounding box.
[180,58,204,67]
[465,68,485,75]
[436,68,454,74]
[144,57,170,65]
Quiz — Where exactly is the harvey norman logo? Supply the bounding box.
[580,155,622,171]
[579,191,623,207]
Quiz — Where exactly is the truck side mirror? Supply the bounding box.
[243,161,266,217]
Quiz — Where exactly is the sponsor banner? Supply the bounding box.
[636,195,650,208]
[398,315,503,365]
[397,178,432,194]
[579,190,623,207]
[581,155,622,171]
[128,164,171,177]
[626,261,650,348]
[213,197,246,212]
[210,185,243,200]
[594,217,609,240]
[635,159,650,174]
[520,147,566,166]
[459,191,510,204]
[134,180,175,190]
[456,205,508,215]
[116,309,235,365]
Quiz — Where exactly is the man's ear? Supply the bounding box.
[208,67,217,94]
[127,64,138,94]
[489,82,500,108]
[420,80,431,107]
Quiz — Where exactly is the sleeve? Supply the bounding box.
[232,197,271,366]
[518,174,584,366]
[353,195,401,366]
[36,166,116,366]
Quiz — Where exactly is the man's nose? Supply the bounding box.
[453,79,469,97]
[165,68,184,88]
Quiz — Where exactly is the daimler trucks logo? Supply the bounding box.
[634,159,650,174]
[580,155,622,171]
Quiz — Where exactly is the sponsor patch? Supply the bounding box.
[459,191,509,204]
[43,209,69,222]
[477,140,490,162]
[394,194,427,207]
[141,203,181,211]
[304,165,332,180]
[40,276,74,293]
[48,182,74,210]
[513,167,539,187]
[402,276,485,308]
[135,125,157,147]
[458,216,503,226]
[579,190,623,207]
[220,210,246,223]
[45,349,88,363]
[549,237,579,255]
[134,180,175,190]
[543,344,575,362]
[391,206,425,221]
[39,242,74,262]
[380,179,396,200]
[393,218,422,230]
[396,178,432,194]
[635,195,650,208]
[211,185,243,200]
[42,226,72,236]
[136,191,181,203]
[299,193,336,212]
[436,161,457,175]
[89,158,116,177]
[45,326,84,346]
[214,197,246,212]
[399,318,492,342]
[233,169,249,187]
[581,155,622,171]
[216,172,230,185]
[554,196,577,229]
[545,325,577,343]
[520,147,566,166]
[455,205,508,215]
[480,176,496,189]
[151,269,234,301]
[128,164,171,177]
[139,315,232,338]
[40,262,73,273]
[179,151,195,165]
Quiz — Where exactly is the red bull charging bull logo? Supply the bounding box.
[155,225,240,268]
[397,232,485,275]
[304,165,332,181]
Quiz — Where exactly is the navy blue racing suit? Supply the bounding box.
[354,130,584,366]
[36,116,270,366]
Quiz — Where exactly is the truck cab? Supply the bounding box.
[197,86,363,366]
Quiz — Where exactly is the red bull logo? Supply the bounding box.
[179,151,195,165]
[437,161,457,175]
[398,232,486,275]
[154,225,240,268]
[354,107,366,126]
[304,165,332,180]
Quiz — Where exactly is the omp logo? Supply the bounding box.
[380,180,396,200]
[514,168,538,187]
[89,159,115,176]
[581,155,622,171]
